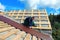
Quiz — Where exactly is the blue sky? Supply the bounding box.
[0,0,60,15]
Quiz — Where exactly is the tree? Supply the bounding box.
[56,14,60,23]
[49,13,60,40]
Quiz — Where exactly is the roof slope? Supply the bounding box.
[0,15,52,40]
[0,21,41,40]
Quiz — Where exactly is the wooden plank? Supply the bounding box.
[32,36,37,40]
[12,31,26,40]
[0,29,19,40]
[0,25,11,27]
[0,22,7,24]
[0,23,5,25]
[24,33,32,40]
[0,27,15,32]
[0,25,11,28]
[0,26,11,28]
[0,21,4,23]
[38,38,41,40]
[0,23,9,25]
[0,22,11,28]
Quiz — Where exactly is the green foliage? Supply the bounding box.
[56,14,60,22]
[49,14,60,40]
[54,22,60,29]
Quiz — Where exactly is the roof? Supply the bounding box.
[0,15,52,40]
[0,21,41,40]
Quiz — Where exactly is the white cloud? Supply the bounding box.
[27,0,40,9]
[50,10,59,15]
[40,0,57,5]
[54,13,58,15]
[40,0,59,9]
[27,0,60,9]
[0,3,5,11]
